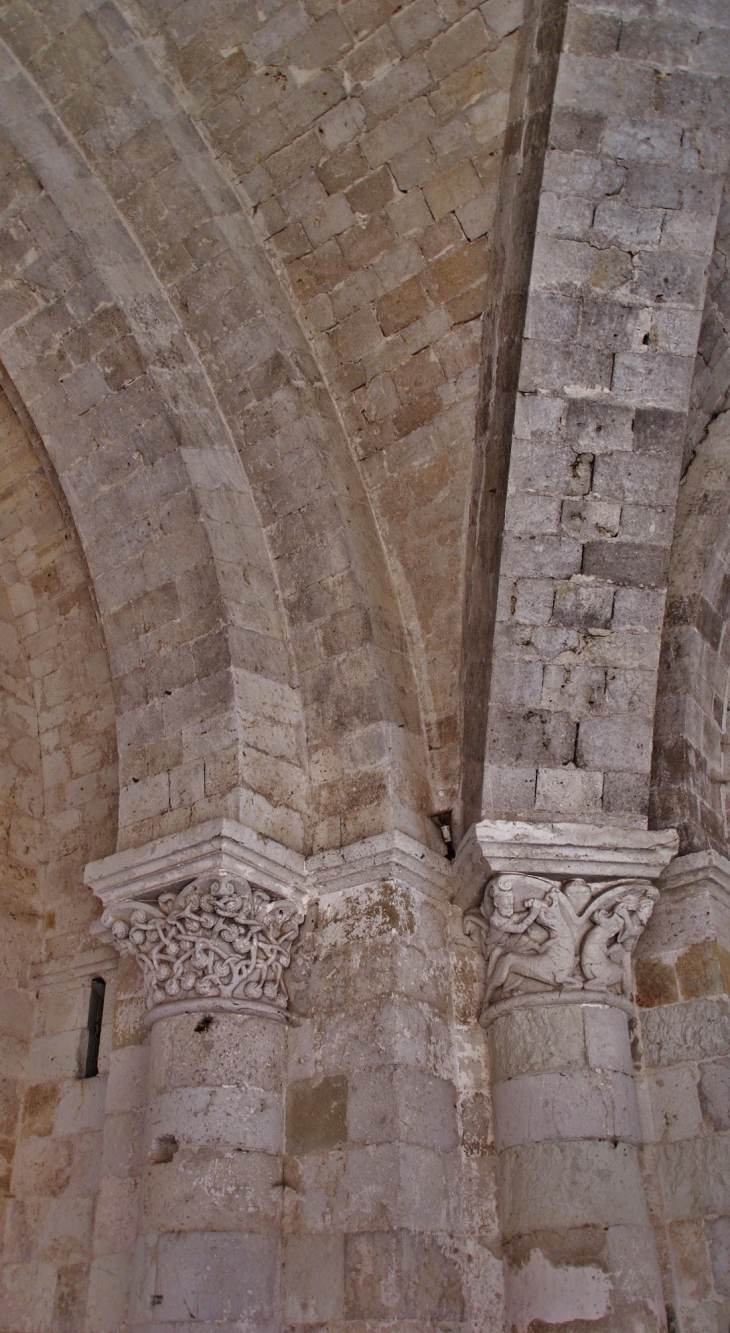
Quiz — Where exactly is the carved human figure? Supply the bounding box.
[481,879,545,995]
[464,871,660,1015]
[484,885,583,1003]
[464,874,552,1001]
[581,890,657,997]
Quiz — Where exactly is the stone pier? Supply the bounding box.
[282,832,467,1331]
[85,822,307,1332]
[635,850,730,1331]
[456,819,678,1332]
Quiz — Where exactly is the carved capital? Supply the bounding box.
[102,873,305,1024]
[465,871,659,1024]
[456,820,678,1026]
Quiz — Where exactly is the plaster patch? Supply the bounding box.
[505,1248,611,1332]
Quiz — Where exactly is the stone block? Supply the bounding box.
[0,1261,58,1331]
[489,1003,586,1083]
[151,1231,279,1323]
[584,1005,633,1075]
[482,763,538,814]
[426,11,489,80]
[480,0,522,39]
[641,997,730,1068]
[501,534,583,580]
[498,1139,650,1238]
[677,940,729,1000]
[84,1252,133,1333]
[421,238,488,303]
[150,1012,285,1095]
[659,1133,730,1222]
[594,453,682,503]
[707,1216,730,1298]
[343,1229,464,1320]
[636,957,681,1009]
[141,1146,281,1234]
[645,1065,704,1144]
[698,1058,730,1131]
[564,398,634,454]
[506,493,561,536]
[361,98,436,169]
[537,191,594,241]
[347,1065,457,1149]
[21,1081,60,1138]
[493,1068,641,1149]
[535,766,604,815]
[284,1233,345,1322]
[488,707,577,766]
[553,577,614,629]
[386,186,433,234]
[593,199,664,250]
[576,714,654,774]
[286,1075,347,1154]
[538,665,601,719]
[146,1086,283,1154]
[630,250,707,308]
[582,541,670,589]
[423,158,482,222]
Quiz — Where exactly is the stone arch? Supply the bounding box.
[683,171,730,472]
[109,0,523,824]
[458,0,567,838]
[0,29,436,853]
[459,1,730,840]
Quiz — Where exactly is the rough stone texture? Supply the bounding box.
[684,176,730,474]
[460,0,567,836]
[476,0,730,833]
[282,866,503,1331]
[0,383,118,1330]
[491,1001,666,1333]
[0,0,729,1329]
[635,852,730,1333]
[128,1012,286,1330]
[651,408,730,856]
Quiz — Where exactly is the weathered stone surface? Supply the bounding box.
[1,1,730,1328]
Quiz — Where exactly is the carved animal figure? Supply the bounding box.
[581,892,657,996]
[581,903,630,991]
[483,887,580,1005]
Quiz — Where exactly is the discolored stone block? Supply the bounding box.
[636,959,680,1010]
[677,941,730,1001]
[286,1075,348,1154]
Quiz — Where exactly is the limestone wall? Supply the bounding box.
[0,1,729,1330]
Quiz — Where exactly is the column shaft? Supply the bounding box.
[130,1012,285,1332]
[491,1000,665,1332]
[456,819,679,1333]
[635,852,730,1332]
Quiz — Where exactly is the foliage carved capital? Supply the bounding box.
[102,873,305,1023]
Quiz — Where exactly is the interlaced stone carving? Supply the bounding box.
[102,874,305,1015]
[464,872,658,1019]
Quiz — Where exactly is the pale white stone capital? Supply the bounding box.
[84,817,308,909]
[84,823,454,1022]
[85,819,309,1024]
[455,821,679,1026]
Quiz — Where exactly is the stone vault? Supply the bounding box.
[1,0,729,1329]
